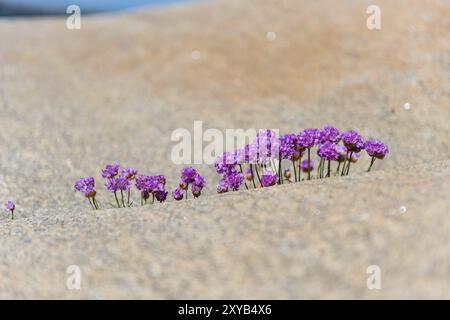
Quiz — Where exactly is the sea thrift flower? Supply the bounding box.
[181,167,199,185]
[251,129,280,163]
[225,171,244,191]
[172,188,184,201]
[364,140,389,159]
[317,142,339,161]
[121,167,138,180]
[298,128,319,180]
[178,167,206,199]
[73,176,96,198]
[279,133,299,160]
[5,201,15,219]
[336,145,348,162]
[101,163,120,179]
[298,128,320,149]
[341,130,364,153]
[261,171,277,187]
[300,159,314,173]
[73,176,98,210]
[348,152,360,163]
[319,125,341,143]
[318,141,339,177]
[217,179,229,194]
[155,190,168,203]
[364,139,389,171]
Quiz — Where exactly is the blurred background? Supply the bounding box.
[0,0,192,16]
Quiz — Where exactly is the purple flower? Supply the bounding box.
[364,140,389,159]
[298,128,320,149]
[101,163,120,179]
[279,133,299,160]
[341,130,364,152]
[336,145,348,162]
[193,173,206,189]
[5,201,15,219]
[172,188,184,201]
[105,176,130,192]
[319,125,341,143]
[317,141,339,161]
[135,175,165,193]
[300,159,314,172]
[155,190,168,203]
[192,172,206,197]
[217,179,229,193]
[180,167,198,184]
[121,167,138,180]
[5,201,15,211]
[251,129,280,163]
[348,152,360,163]
[214,152,238,174]
[261,171,277,187]
[73,176,96,198]
[225,171,244,191]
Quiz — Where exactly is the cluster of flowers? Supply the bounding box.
[74,164,206,210]
[214,126,389,193]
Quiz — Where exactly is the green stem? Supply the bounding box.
[120,190,125,207]
[239,164,249,190]
[346,152,353,175]
[127,189,131,206]
[250,164,256,188]
[327,160,331,177]
[255,164,262,185]
[307,148,311,180]
[88,198,95,210]
[114,192,121,208]
[341,152,348,176]
[292,159,298,182]
[367,157,376,172]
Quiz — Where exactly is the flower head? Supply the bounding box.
[364,140,389,159]
[121,167,138,180]
[105,177,128,192]
[217,179,229,193]
[225,171,244,191]
[348,152,360,163]
[317,141,339,161]
[172,188,184,201]
[101,163,120,179]
[192,172,206,196]
[5,201,15,211]
[180,167,198,184]
[298,128,320,149]
[319,125,341,143]
[74,176,96,198]
[261,171,277,187]
[135,175,165,193]
[336,145,348,162]
[341,130,364,152]
[279,133,300,160]
[155,190,168,203]
[251,129,280,163]
[300,159,314,172]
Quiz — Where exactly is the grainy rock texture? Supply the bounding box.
[0,0,448,298]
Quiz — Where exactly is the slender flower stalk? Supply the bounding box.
[5,201,15,220]
[74,176,98,210]
[364,139,389,172]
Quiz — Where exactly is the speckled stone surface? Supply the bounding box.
[0,0,449,298]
